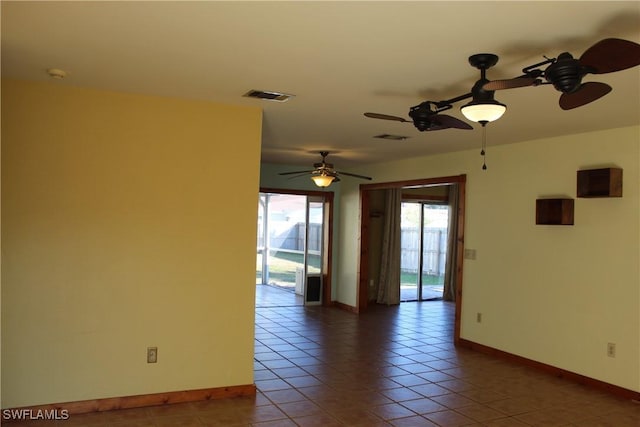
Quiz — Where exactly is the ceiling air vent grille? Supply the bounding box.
[374,134,409,141]
[243,90,294,102]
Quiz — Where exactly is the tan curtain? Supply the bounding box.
[442,184,458,301]
[377,188,402,305]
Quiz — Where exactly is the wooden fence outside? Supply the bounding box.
[260,223,448,275]
[401,227,448,275]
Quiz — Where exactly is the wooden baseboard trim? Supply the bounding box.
[332,300,358,313]
[458,338,640,401]
[2,384,256,422]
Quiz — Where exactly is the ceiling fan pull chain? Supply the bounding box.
[480,122,487,170]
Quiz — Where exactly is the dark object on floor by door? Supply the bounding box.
[306,275,321,302]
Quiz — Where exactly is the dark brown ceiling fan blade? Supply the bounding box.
[279,169,315,176]
[483,76,539,91]
[336,171,372,180]
[579,38,640,74]
[433,114,473,130]
[421,124,447,131]
[559,82,612,110]
[364,112,411,123]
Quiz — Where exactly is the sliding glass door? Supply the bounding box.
[400,201,448,301]
[257,193,326,306]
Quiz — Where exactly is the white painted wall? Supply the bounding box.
[336,126,639,392]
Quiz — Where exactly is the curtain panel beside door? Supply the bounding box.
[377,188,402,305]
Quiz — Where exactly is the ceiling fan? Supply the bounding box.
[483,38,640,110]
[364,102,473,132]
[363,37,640,169]
[279,151,372,188]
[364,53,514,170]
[365,38,640,129]
[364,51,512,130]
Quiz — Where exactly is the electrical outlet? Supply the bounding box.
[147,347,158,363]
[464,249,477,260]
[476,312,482,323]
[607,343,615,358]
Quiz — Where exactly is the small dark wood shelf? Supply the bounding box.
[536,198,574,225]
[577,168,622,198]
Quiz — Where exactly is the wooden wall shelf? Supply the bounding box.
[577,168,622,198]
[536,198,574,225]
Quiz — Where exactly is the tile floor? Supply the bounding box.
[256,283,444,308]
[6,286,639,426]
[256,284,303,308]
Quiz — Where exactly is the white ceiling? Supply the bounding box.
[2,1,639,169]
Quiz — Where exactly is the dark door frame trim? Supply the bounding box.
[356,175,466,344]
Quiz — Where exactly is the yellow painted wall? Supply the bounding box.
[1,80,262,408]
[337,126,640,392]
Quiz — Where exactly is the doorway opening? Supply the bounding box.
[358,175,466,343]
[256,189,333,307]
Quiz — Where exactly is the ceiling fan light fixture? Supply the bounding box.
[311,173,335,187]
[460,100,506,123]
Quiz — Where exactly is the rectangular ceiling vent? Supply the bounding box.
[243,90,294,102]
[374,134,409,141]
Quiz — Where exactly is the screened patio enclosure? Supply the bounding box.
[256,192,325,306]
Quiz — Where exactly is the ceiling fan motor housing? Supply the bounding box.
[313,162,333,169]
[408,102,440,131]
[544,52,584,93]
[470,78,496,102]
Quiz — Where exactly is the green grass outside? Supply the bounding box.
[256,251,320,286]
[401,271,443,287]
[257,250,442,288]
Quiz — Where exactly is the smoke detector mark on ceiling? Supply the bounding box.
[374,134,410,141]
[243,90,294,102]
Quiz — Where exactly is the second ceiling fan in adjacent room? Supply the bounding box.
[279,152,373,188]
